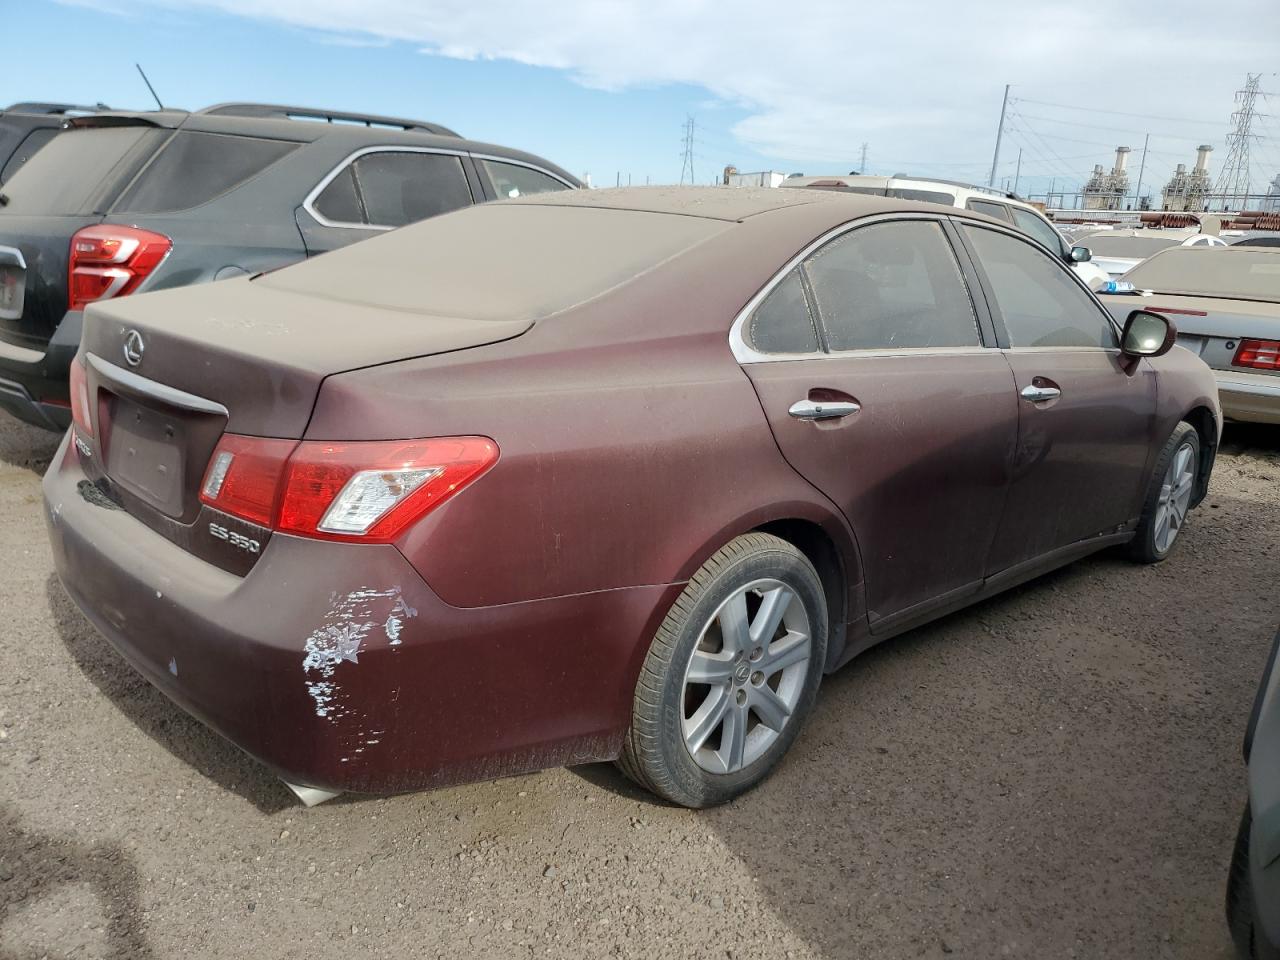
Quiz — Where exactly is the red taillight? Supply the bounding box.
[199,435,498,542]
[1233,339,1280,371]
[68,225,172,312]
[68,355,93,438]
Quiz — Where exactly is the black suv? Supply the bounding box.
[0,102,109,185]
[0,102,579,430]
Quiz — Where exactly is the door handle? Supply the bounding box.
[788,399,861,420]
[1019,384,1061,403]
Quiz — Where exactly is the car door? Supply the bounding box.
[738,215,1019,630]
[297,148,479,255]
[957,221,1157,573]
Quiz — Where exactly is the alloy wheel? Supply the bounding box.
[1154,440,1196,553]
[680,578,812,774]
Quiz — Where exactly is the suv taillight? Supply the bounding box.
[199,435,498,542]
[68,355,93,438]
[68,225,172,312]
[1233,339,1280,371]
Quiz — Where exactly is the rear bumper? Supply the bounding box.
[0,310,81,431]
[1216,369,1280,425]
[44,432,677,794]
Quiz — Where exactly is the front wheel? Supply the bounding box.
[617,533,827,808]
[1128,421,1200,564]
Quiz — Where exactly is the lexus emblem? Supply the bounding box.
[122,329,145,367]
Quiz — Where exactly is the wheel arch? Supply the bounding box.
[1182,404,1218,507]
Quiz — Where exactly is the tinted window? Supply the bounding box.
[886,187,954,204]
[1009,207,1064,254]
[0,125,163,215]
[313,165,363,224]
[115,131,297,214]
[0,127,60,183]
[748,269,819,354]
[481,159,569,199]
[805,220,980,351]
[967,199,1014,222]
[354,152,473,227]
[965,225,1117,348]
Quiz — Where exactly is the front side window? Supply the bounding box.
[964,225,1117,349]
[747,269,819,354]
[480,159,569,199]
[1009,207,1065,256]
[311,151,474,228]
[805,220,980,351]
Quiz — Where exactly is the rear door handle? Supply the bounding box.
[1019,385,1061,403]
[788,399,860,420]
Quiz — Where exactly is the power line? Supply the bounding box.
[1011,97,1224,128]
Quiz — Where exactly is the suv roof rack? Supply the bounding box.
[196,103,459,138]
[5,101,110,115]
[889,173,1024,202]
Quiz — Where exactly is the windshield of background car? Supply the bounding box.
[1123,248,1280,304]
[1077,235,1181,257]
[0,125,167,215]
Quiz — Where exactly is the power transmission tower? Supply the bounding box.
[1214,74,1263,211]
[679,116,696,186]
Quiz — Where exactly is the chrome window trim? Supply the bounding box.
[302,146,575,231]
[729,212,983,364]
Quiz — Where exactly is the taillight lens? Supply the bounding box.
[1233,339,1280,371]
[68,355,93,438]
[199,435,498,542]
[68,225,172,311]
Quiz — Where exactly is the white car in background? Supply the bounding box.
[780,174,1111,288]
[1076,229,1229,279]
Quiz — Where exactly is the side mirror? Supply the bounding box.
[1121,309,1177,358]
[1069,245,1092,263]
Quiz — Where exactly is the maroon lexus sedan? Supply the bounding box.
[44,187,1220,808]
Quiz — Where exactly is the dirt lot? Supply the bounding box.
[1,415,1277,960]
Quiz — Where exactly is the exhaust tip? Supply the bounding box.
[282,781,342,807]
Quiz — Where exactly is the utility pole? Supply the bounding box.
[987,83,1010,187]
[859,142,868,174]
[679,116,696,186]
[1048,177,1056,208]
[1134,132,1149,210]
[1013,148,1023,195]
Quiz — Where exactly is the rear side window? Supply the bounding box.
[481,159,569,199]
[964,225,1117,348]
[967,199,1013,222]
[748,269,819,354]
[886,188,955,204]
[312,151,474,229]
[0,127,61,183]
[114,131,297,214]
[805,220,980,351]
[0,125,163,215]
[1009,207,1064,255]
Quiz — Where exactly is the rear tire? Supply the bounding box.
[1128,421,1200,564]
[617,533,827,808]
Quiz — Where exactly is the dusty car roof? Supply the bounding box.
[514,185,832,221]
[1124,246,1280,304]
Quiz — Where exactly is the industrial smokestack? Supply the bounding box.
[1194,144,1213,174]
[1112,146,1131,175]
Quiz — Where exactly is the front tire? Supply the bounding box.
[618,533,827,808]
[1128,421,1200,564]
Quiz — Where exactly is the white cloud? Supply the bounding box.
[60,0,1280,176]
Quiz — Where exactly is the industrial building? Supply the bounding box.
[1083,147,1131,210]
[1162,145,1214,212]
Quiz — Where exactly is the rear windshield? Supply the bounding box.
[887,187,954,204]
[0,125,164,215]
[113,130,298,214]
[1124,248,1280,303]
[1078,234,1180,257]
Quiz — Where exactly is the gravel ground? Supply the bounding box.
[1,415,1277,960]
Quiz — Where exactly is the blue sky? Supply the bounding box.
[7,0,1280,197]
